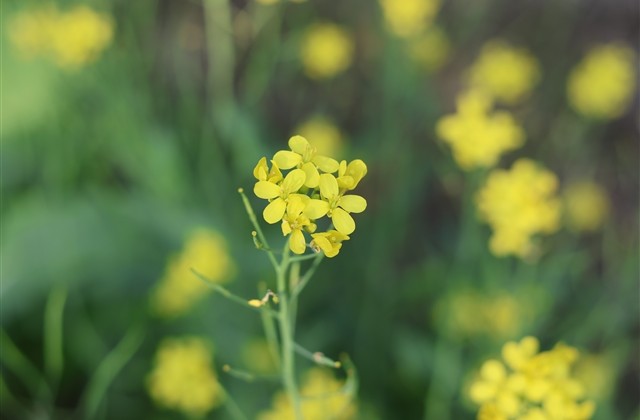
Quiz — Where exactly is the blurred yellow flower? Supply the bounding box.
[259,368,356,420]
[468,40,540,104]
[8,5,113,70]
[567,43,636,120]
[476,159,561,258]
[563,182,609,232]
[436,90,525,170]
[469,337,595,419]
[147,337,223,417]
[379,0,440,38]
[150,228,235,317]
[295,116,344,159]
[300,23,353,80]
[407,26,450,71]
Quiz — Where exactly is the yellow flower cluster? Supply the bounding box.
[468,40,540,104]
[470,337,595,420]
[254,136,367,257]
[295,116,344,160]
[300,23,354,80]
[476,159,561,258]
[150,228,235,317]
[259,368,356,420]
[567,43,636,120]
[379,0,440,38]
[147,337,223,417]
[8,5,113,70]
[436,90,525,170]
[563,182,609,232]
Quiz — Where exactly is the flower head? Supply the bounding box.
[436,90,525,170]
[150,229,234,317]
[147,337,223,417]
[379,0,440,38]
[468,40,540,104]
[567,43,636,120]
[319,174,367,235]
[469,337,596,419]
[311,230,350,258]
[300,23,353,80]
[476,159,561,258]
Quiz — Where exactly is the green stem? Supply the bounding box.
[80,320,145,418]
[292,253,324,297]
[259,289,282,369]
[276,244,303,419]
[0,329,51,402]
[239,189,279,271]
[289,254,319,263]
[44,283,67,393]
[219,384,249,420]
[289,261,301,334]
[293,342,340,368]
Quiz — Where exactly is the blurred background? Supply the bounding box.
[1,0,638,419]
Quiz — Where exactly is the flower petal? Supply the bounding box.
[289,229,306,254]
[288,135,310,155]
[263,198,286,224]
[254,181,281,199]
[253,157,268,181]
[287,195,307,218]
[313,155,340,173]
[311,235,332,254]
[273,150,302,170]
[319,174,339,200]
[281,169,306,194]
[304,199,330,219]
[332,207,355,235]
[301,162,320,188]
[338,195,367,213]
[281,220,292,236]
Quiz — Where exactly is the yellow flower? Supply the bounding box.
[295,117,344,159]
[476,159,561,258]
[259,368,356,420]
[8,5,113,70]
[150,229,234,317]
[407,26,450,71]
[300,23,353,80]
[563,182,609,232]
[147,337,223,417]
[254,157,283,184]
[436,90,525,170]
[336,159,368,191]
[468,40,540,104]
[274,135,340,188]
[379,0,440,38]
[254,169,307,224]
[310,230,350,258]
[469,337,596,420]
[319,174,367,235]
[280,195,323,254]
[567,43,636,120]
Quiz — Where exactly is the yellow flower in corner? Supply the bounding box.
[150,229,234,317]
[147,337,223,417]
[563,182,609,232]
[379,0,440,38]
[476,159,561,258]
[319,174,367,235]
[468,40,540,104]
[469,337,595,419]
[300,23,353,80]
[436,90,525,170]
[567,43,636,120]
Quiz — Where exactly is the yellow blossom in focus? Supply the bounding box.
[295,117,344,159]
[147,337,223,417]
[8,5,113,70]
[567,43,636,120]
[311,230,350,258]
[469,337,595,419]
[563,182,609,232]
[259,368,356,420]
[379,0,440,38]
[476,159,561,258]
[300,23,353,80]
[468,40,540,104]
[408,26,451,71]
[436,90,525,170]
[150,229,235,317]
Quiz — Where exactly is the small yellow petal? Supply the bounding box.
[288,135,310,155]
[273,150,302,169]
[313,155,340,173]
[332,207,355,235]
[304,199,329,219]
[248,299,263,307]
[319,174,339,199]
[281,169,306,194]
[289,229,306,254]
[253,157,268,180]
[338,195,367,213]
[263,198,286,224]
[254,181,281,199]
[286,195,307,218]
[301,162,320,188]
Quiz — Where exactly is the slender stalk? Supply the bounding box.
[44,283,67,393]
[276,244,303,419]
[292,253,324,297]
[219,384,249,420]
[293,342,340,368]
[0,329,51,402]
[258,282,281,369]
[239,189,279,271]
